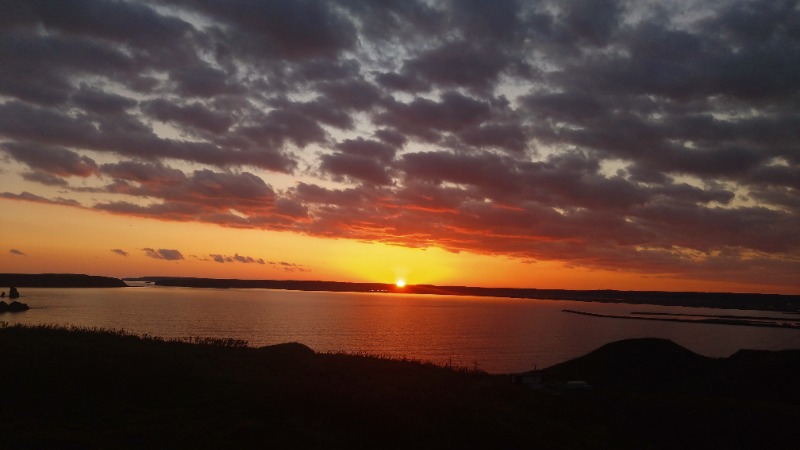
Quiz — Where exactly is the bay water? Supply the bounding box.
[3,286,799,373]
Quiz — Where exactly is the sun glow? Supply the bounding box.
[395,279,406,288]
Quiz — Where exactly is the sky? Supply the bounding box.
[1,0,799,294]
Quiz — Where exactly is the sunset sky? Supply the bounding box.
[1,0,798,294]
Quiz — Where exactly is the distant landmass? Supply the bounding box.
[0,273,127,288]
[2,273,797,312]
[127,276,800,312]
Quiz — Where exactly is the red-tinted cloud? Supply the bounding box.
[0,0,798,290]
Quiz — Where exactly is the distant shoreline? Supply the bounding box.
[128,276,800,312]
[0,273,127,288]
[2,273,798,312]
[563,309,800,329]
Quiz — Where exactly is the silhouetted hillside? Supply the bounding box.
[540,337,800,397]
[541,338,713,392]
[0,324,613,449]
[2,325,798,449]
[538,338,800,449]
[0,273,126,288]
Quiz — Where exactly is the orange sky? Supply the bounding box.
[2,199,795,294]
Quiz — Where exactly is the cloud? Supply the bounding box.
[396,41,512,93]
[0,0,798,289]
[22,171,69,187]
[207,253,308,271]
[376,92,493,141]
[209,253,265,264]
[1,141,98,177]
[171,0,358,61]
[94,165,278,224]
[142,248,184,261]
[111,249,129,257]
[1,191,82,207]
[9,249,26,256]
[269,261,310,273]
[141,99,234,134]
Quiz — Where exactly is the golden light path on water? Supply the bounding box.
[6,287,800,374]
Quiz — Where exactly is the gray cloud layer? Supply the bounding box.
[1,0,798,288]
[142,248,184,261]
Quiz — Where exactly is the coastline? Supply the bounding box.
[2,273,798,312]
[130,276,800,312]
[0,273,127,288]
[563,309,800,329]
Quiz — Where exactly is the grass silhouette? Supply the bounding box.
[1,324,798,449]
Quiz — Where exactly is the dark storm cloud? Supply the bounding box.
[336,0,443,42]
[448,0,524,43]
[142,248,184,261]
[317,79,384,111]
[1,141,98,177]
[0,29,136,105]
[1,191,82,207]
[111,249,129,257]
[22,171,69,187]
[458,123,528,153]
[320,153,391,185]
[561,0,623,46]
[0,102,296,172]
[100,161,186,185]
[72,86,137,115]
[319,138,398,185]
[169,64,240,99]
[3,0,192,47]
[142,99,234,135]
[239,107,328,149]
[1,0,798,288]
[96,164,279,221]
[166,0,357,60]
[376,92,493,141]
[396,42,513,92]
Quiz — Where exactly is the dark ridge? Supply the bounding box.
[538,338,800,449]
[0,324,614,449]
[128,276,800,312]
[539,337,800,400]
[0,273,127,288]
[2,325,799,449]
[563,309,800,329]
[721,348,800,404]
[254,341,316,359]
[540,338,712,392]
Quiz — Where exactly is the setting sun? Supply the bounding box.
[395,279,406,288]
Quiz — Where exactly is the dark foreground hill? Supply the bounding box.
[1,326,799,449]
[542,338,800,400]
[541,338,714,391]
[0,325,613,449]
[539,338,800,448]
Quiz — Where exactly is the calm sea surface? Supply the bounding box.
[4,286,800,373]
